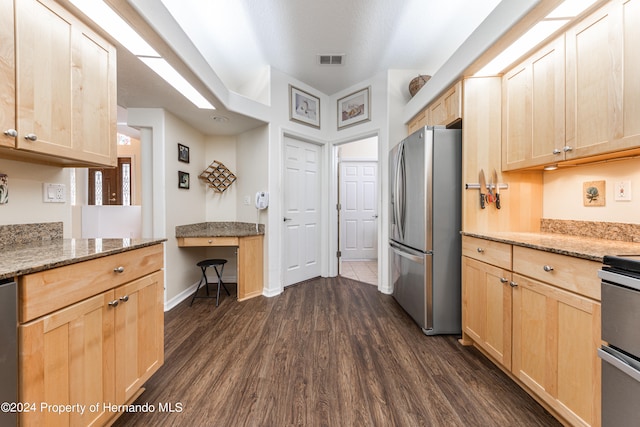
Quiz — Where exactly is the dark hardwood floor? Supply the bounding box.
[113,276,560,427]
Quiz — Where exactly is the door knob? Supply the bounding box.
[372,214,379,219]
[283,217,292,222]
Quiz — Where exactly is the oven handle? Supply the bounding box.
[598,346,640,383]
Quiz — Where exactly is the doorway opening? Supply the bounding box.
[336,136,379,286]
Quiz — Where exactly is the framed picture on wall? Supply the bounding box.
[338,86,370,129]
[178,143,190,163]
[289,85,320,128]
[178,171,190,189]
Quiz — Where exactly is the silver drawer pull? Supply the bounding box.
[510,281,518,288]
[500,277,508,283]
[120,295,129,302]
[24,133,38,141]
[3,129,17,137]
[477,247,484,253]
[108,300,119,307]
[543,265,554,272]
[113,266,125,273]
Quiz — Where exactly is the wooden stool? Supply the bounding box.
[190,259,230,307]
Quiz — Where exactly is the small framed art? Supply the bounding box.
[178,171,190,189]
[338,87,370,129]
[178,143,190,163]
[289,85,320,128]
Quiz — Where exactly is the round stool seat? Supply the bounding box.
[197,259,227,268]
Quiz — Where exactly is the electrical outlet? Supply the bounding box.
[614,181,632,201]
[43,183,66,203]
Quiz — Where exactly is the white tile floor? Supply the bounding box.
[340,260,378,286]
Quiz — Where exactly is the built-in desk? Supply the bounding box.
[176,222,264,301]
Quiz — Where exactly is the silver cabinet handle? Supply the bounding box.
[108,300,119,307]
[510,281,518,287]
[563,146,573,152]
[500,277,508,283]
[24,133,38,141]
[3,129,17,137]
[113,266,125,273]
[543,265,554,272]
[477,247,484,253]
[119,295,129,302]
[552,148,562,155]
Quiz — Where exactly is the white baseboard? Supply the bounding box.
[164,275,237,312]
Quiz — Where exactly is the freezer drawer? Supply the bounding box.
[601,278,640,356]
[598,346,640,427]
[390,241,431,330]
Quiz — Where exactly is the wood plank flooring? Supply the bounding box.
[112,276,560,426]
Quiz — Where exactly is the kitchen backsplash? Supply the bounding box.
[0,222,63,248]
[541,219,640,243]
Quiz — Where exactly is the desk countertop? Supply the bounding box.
[175,222,265,238]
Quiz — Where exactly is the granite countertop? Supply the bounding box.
[462,231,640,262]
[176,222,265,238]
[0,238,166,280]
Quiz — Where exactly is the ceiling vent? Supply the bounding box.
[318,54,345,65]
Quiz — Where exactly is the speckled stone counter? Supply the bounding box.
[461,231,640,262]
[0,238,166,280]
[0,222,63,248]
[175,221,265,238]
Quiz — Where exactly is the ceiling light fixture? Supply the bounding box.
[69,0,215,110]
[475,0,600,76]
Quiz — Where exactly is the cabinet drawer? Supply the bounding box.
[462,236,512,270]
[512,246,600,300]
[19,244,163,323]
[177,237,239,247]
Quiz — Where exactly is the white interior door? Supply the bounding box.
[340,161,378,260]
[283,137,321,286]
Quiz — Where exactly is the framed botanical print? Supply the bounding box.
[289,85,320,128]
[338,87,370,129]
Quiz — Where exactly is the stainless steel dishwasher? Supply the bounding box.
[0,278,17,426]
[598,255,640,427]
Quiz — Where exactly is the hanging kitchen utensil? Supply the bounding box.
[493,169,501,209]
[478,169,487,209]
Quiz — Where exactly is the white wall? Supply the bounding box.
[0,159,72,236]
[204,135,238,221]
[543,157,640,224]
[339,136,378,159]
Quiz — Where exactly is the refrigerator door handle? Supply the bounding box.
[390,241,424,264]
[397,143,406,238]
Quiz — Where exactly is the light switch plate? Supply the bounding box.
[614,181,632,201]
[43,183,66,203]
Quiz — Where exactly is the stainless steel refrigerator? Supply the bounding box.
[389,126,461,335]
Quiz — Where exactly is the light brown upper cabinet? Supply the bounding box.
[407,81,462,134]
[503,0,640,170]
[566,0,640,159]
[0,0,15,148]
[4,0,117,167]
[502,37,565,171]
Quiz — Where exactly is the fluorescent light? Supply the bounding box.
[546,0,600,19]
[475,20,567,76]
[140,57,215,109]
[70,0,215,110]
[69,0,158,57]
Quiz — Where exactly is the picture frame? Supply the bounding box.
[178,171,190,189]
[289,85,320,128]
[338,87,371,130]
[178,143,190,163]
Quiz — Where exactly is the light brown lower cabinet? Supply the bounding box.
[18,245,164,427]
[461,236,601,427]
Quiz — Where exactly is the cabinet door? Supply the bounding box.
[15,0,116,166]
[0,0,15,148]
[512,274,601,427]
[114,271,164,404]
[565,2,620,159]
[462,257,512,369]
[19,291,116,427]
[620,0,640,147]
[429,81,462,127]
[502,37,565,170]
